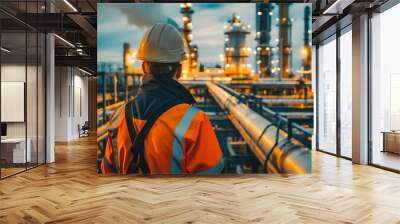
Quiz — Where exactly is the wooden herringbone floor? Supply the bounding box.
[1,136,400,223]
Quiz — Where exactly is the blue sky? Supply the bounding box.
[98,3,310,72]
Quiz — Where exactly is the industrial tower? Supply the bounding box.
[224,14,251,77]
[123,42,134,74]
[255,4,274,78]
[302,5,312,80]
[277,4,293,79]
[180,3,199,76]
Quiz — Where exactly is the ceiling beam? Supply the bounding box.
[55,55,96,72]
[322,0,356,14]
[11,13,82,32]
[67,13,97,44]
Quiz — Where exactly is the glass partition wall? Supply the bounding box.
[316,26,353,159]
[370,3,400,171]
[317,35,337,155]
[315,1,400,172]
[339,28,352,159]
[0,2,46,179]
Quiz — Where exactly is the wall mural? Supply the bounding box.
[97,3,313,175]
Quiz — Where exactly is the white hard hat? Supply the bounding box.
[136,23,187,63]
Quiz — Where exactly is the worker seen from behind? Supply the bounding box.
[101,23,224,175]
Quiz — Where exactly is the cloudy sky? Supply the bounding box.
[98,3,310,72]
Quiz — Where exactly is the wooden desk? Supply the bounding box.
[382,131,400,154]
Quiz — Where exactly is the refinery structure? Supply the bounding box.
[104,3,313,81]
[97,3,314,174]
[223,14,252,77]
[180,3,199,76]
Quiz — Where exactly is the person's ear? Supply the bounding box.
[175,65,182,80]
[142,62,148,74]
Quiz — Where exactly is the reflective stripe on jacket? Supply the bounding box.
[100,75,224,175]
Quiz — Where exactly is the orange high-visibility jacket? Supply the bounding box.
[100,75,224,175]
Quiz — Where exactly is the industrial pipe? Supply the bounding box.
[206,82,311,174]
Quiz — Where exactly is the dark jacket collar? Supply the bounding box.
[139,74,196,105]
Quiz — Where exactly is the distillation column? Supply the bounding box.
[224,14,251,77]
[255,4,274,78]
[180,3,199,76]
[302,5,312,80]
[277,4,293,79]
[123,43,134,74]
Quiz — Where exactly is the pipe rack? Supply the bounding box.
[207,81,311,174]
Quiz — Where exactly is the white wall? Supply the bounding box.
[72,73,89,138]
[0,65,41,138]
[54,67,89,141]
[55,67,69,141]
[1,65,26,139]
